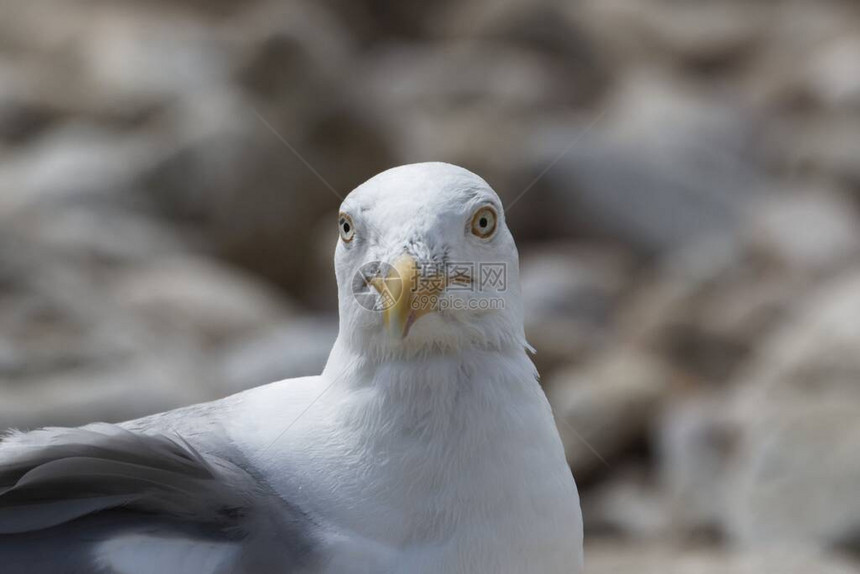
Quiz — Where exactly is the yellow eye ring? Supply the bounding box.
[470,206,498,239]
[339,212,355,242]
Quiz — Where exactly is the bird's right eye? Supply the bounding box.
[339,212,355,243]
[470,206,498,239]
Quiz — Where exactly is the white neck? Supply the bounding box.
[323,335,535,428]
[317,337,582,573]
[235,336,583,573]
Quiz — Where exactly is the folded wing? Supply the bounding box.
[0,424,319,574]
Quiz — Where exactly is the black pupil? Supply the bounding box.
[342,222,350,234]
[479,217,488,228]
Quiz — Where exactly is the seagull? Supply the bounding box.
[0,163,583,573]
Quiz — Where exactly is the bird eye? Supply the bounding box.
[339,212,355,243]
[470,206,497,239]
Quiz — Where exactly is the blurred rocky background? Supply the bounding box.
[1,0,859,571]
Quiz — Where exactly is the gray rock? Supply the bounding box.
[435,0,607,105]
[0,244,219,428]
[216,317,337,395]
[804,34,860,110]
[620,186,859,384]
[232,0,355,92]
[0,359,209,430]
[0,221,297,429]
[0,123,163,214]
[744,189,860,274]
[733,270,860,407]
[3,206,191,265]
[752,4,860,111]
[354,41,584,186]
[141,91,390,296]
[546,349,673,479]
[0,2,219,121]
[782,116,860,189]
[582,465,670,540]
[585,542,860,574]
[723,271,860,551]
[78,7,231,104]
[110,257,295,347]
[575,0,769,68]
[528,73,764,252]
[520,243,631,372]
[620,234,781,383]
[726,401,860,554]
[657,394,740,540]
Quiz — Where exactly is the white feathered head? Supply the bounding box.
[334,163,528,356]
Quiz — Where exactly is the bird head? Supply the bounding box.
[333,163,527,355]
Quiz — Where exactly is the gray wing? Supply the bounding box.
[0,423,320,574]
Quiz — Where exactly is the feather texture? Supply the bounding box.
[0,424,319,573]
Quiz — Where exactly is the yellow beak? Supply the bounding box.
[368,254,442,339]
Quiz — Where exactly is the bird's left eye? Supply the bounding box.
[339,212,355,242]
[470,206,497,239]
